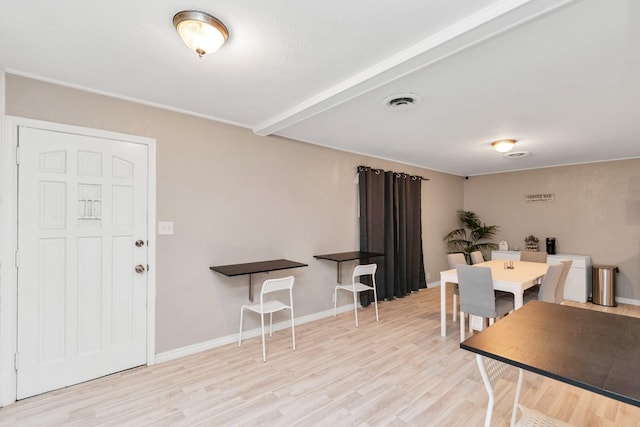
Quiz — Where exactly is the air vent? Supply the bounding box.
[504,151,530,159]
[382,93,422,110]
[389,97,414,107]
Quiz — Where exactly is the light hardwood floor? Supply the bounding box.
[1,287,639,426]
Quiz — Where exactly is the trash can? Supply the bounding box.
[592,265,618,307]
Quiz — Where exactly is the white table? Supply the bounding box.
[439,260,550,337]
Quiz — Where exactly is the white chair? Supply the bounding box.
[520,251,549,289]
[447,252,467,268]
[476,354,573,427]
[520,251,548,263]
[447,253,467,321]
[555,260,573,304]
[238,276,295,362]
[470,250,484,264]
[457,265,514,342]
[334,263,378,327]
[523,263,564,304]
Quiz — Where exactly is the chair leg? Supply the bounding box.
[333,287,338,318]
[238,307,244,347]
[373,286,379,322]
[452,293,457,321]
[460,310,466,342]
[269,312,273,337]
[352,290,359,327]
[261,313,267,362]
[290,307,296,351]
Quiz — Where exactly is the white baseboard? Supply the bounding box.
[155,304,355,364]
[614,296,640,306]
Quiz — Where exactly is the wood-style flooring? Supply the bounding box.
[1,287,639,426]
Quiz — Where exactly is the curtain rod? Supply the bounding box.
[357,165,430,181]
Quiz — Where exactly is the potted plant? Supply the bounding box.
[444,210,500,262]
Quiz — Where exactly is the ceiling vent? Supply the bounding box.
[504,151,530,159]
[383,93,422,111]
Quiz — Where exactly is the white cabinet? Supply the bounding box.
[491,251,591,303]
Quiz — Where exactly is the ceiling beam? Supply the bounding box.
[253,0,579,137]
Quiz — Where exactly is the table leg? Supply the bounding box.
[514,290,523,309]
[440,273,447,337]
[337,261,342,284]
[249,274,254,302]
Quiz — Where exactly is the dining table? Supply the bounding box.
[460,300,640,407]
[440,259,550,337]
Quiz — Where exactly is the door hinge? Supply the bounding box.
[14,353,18,371]
[15,251,20,268]
[16,146,20,165]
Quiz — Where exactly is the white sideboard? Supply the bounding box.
[491,250,591,303]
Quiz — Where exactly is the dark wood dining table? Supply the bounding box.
[460,300,640,407]
[313,251,383,284]
[210,259,308,301]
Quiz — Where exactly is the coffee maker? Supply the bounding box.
[546,237,556,255]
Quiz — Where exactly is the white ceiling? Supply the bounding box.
[1,0,639,176]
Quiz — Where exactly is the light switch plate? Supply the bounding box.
[158,221,174,235]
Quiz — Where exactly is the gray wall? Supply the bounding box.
[464,161,640,301]
[5,74,463,354]
[4,74,640,358]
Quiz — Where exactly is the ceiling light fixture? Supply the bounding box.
[491,139,517,153]
[173,10,229,57]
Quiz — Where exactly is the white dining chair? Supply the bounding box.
[470,250,484,264]
[555,260,573,304]
[476,354,573,427]
[447,253,467,321]
[334,263,378,327]
[238,276,295,362]
[520,251,549,288]
[520,251,548,263]
[523,263,564,304]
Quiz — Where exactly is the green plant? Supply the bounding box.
[443,210,500,262]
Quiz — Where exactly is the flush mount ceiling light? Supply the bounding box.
[491,139,517,153]
[173,10,229,57]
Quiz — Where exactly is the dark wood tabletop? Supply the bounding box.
[210,259,308,276]
[313,251,384,262]
[460,301,640,407]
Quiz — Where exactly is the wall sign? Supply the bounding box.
[525,193,555,203]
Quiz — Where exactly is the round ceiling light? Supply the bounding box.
[173,10,229,57]
[491,139,517,153]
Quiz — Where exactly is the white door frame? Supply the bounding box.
[0,116,157,406]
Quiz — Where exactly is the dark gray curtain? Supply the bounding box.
[358,166,426,305]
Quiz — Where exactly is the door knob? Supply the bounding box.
[135,240,145,247]
[135,265,146,273]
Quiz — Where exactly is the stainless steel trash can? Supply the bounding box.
[592,265,617,307]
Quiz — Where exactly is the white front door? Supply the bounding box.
[16,126,148,399]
